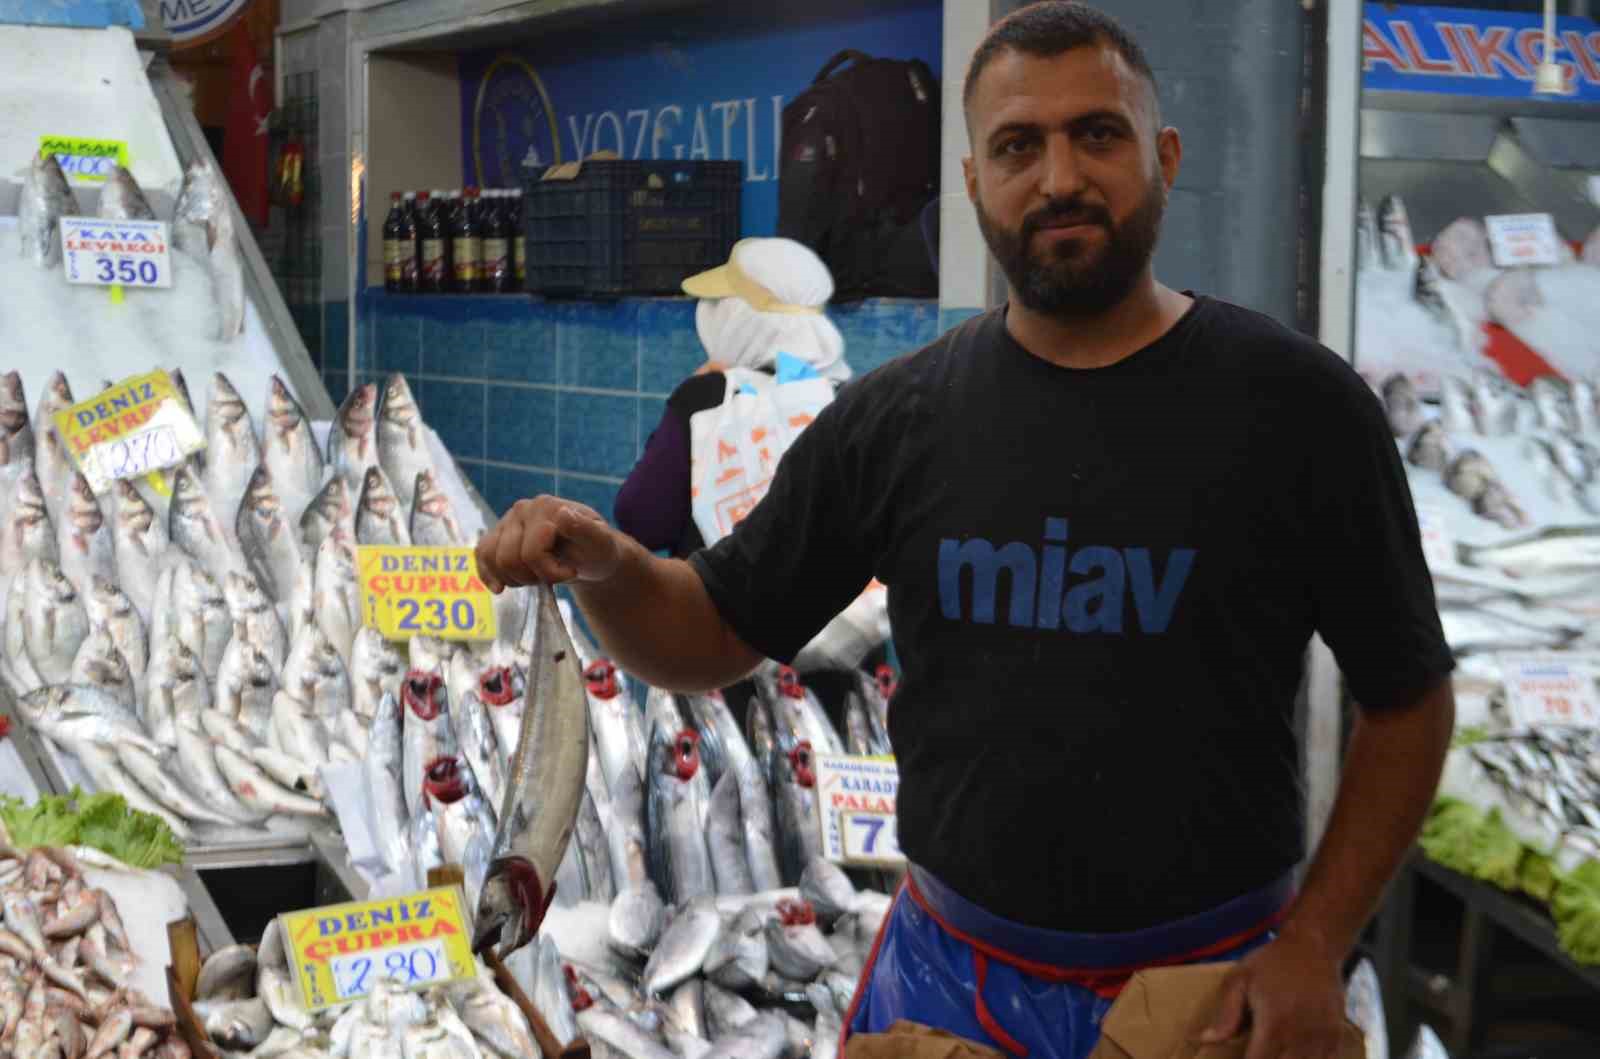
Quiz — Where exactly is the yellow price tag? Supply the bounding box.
[39,135,129,184]
[52,370,205,495]
[279,886,477,1011]
[357,545,497,642]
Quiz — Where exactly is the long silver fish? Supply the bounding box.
[281,618,352,724]
[18,153,79,267]
[300,474,355,553]
[219,638,280,738]
[223,570,289,668]
[270,689,330,768]
[170,463,247,581]
[174,559,233,680]
[117,742,244,828]
[377,374,434,511]
[411,469,465,546]
[574,788,615,904]
[351,626,406,723]
[209,212,247,340]
[108,479,168,622]
[423,755,497,914]
[356,465,411,547]
[56,472,116,594]
[202,373,259,531]
[262,375,324,525]
[646,694,717,906]
[642,896,723,997]
[1378,194,1417,272]
[33,372,76,530]
[0,469,57,585]
[236,465,305,603]
[451,688,508,817]
[18,684,160,754]
[402,669,452,820]
[707,773,755,897]
[607,768,666,959]
[770,740,823,886]
[0,371,34,466]
[586,659,649,793]
[22,557,90,683]
[97,166,156,220]
[704,907,769,992]
[328,382,381,492]
[69,624,135,709]
[474,583,589,960]
[174,158,223,228]
[365,691,410,876]
[143,634,212,744]
[173,717,265,826]
[214,742,328,818]
[84,575,148,681]
[529,936,581,1048]
[313,530,361,664]
[1457,526,1600,575]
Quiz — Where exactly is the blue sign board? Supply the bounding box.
[1363,3,1600,102]
[0,0,143,28]
[458,1,942,237]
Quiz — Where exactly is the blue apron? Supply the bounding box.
[842,864,1293,1058]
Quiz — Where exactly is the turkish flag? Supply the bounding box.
[224,19,271,228]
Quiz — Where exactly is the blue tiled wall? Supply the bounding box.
[354,291,975,521]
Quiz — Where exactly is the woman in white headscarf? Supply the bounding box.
[616,237,851,557]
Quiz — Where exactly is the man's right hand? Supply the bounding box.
[475,497,625,593]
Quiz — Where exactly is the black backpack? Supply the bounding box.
[777,50,940,301]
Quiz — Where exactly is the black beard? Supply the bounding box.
[976,178,1166,319]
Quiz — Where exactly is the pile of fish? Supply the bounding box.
[185,929,539,1058]
[0,363,521,845]
[1356,193,1600,385]
[0,842,189,1057]
[522,856,890,1059]
[18,153,246,341]
[1461,727,1600,865]
[1376,369,1600,662]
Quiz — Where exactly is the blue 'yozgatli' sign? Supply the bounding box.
[458,2,942,237]
[1363,3,1600,102]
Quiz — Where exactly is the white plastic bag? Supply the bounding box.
[688,366,833,547]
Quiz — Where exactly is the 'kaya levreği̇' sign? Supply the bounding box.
[358,546,497,642]
[814,752,904,868]
[59,217,174,290]
[52,371,203,495]
[39,136,128,184]
[279,886,476,1011]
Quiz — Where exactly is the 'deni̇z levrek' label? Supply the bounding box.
[357,545,497,642]
[52,371,204,495]
[279,886,476,1011]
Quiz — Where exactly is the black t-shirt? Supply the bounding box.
[690,297,1454,932]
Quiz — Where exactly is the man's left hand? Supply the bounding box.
[1197,930,1349,1059]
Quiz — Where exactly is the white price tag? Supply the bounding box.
[1484,213,1563,269]
[815,753,904,868]
[841,811,901,862]
[1502,654,1600,730]
[1415,504,1456,572]
[59,216,173,289]
[329,939,450,1002]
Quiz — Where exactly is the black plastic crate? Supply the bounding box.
[522,160,742,297]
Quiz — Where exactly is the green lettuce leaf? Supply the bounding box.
[1553,861,1600,966]
[0,788,183,868]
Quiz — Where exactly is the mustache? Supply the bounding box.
[1022,200,1114,241]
